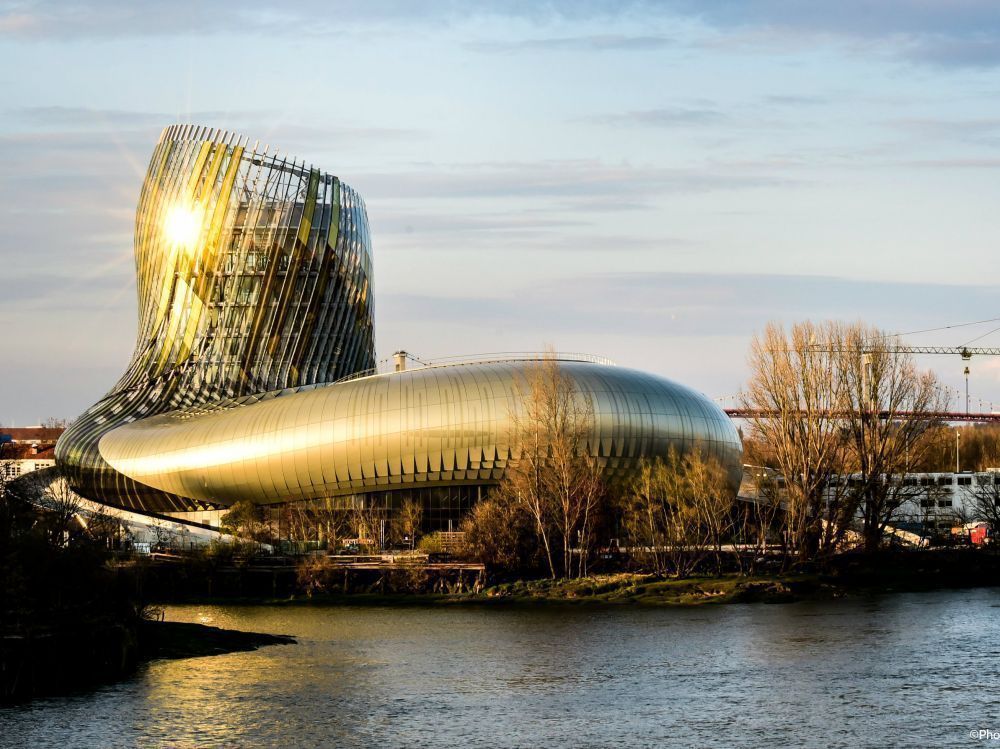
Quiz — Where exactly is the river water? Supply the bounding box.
[2,589,999,748]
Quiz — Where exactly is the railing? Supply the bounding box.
[329,352,615,386]
[419,352,616,367]
[434,531,467,553]
[329,367,379,385]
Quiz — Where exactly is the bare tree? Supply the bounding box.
[285,501,350,550]
[149,517,174,550]
[733,471,785,573]
[743,321,950,558]
[690,450,738,574]
[0,471,33,550]
[309,498,351,551]
[622,448,734,578]
[285,503,318,546]
[220,499,272,552]
[499,356,605,579]
[741,321,852,559]
[968,475,1000,546]
[623,457,675,576]
[839,324,949,552]
[349,498,386,553]
[23,474,85,547]
[397,498,423,551]
[84,504,127,550]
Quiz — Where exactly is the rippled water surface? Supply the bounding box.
[3,589,1000,747]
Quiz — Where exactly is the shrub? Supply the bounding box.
[295,554,336,597]
[460,497,545,576]
[417,533,445,555]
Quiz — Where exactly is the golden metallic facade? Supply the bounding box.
[57,126,741,515]
[98,360,742,506]
[56,125,375,511]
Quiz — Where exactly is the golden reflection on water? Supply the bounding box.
[140,606,386,746]
[2,593,1000,748]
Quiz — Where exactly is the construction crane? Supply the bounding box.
[884,346,1000,359]
[809,344,1000,412]
[726,343,1000,421]
[805,344,1000,359]
[855,345,1000,415]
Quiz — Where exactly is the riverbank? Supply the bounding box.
[140,620,295,661]
[488,549,1000,605]
[1,619,295,703]
[473,549,1000,606]
[150,549,1000,608]
[232,572,810,607]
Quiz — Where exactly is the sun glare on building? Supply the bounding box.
[164,203,203,251]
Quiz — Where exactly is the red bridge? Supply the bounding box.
[724,409,1000,423]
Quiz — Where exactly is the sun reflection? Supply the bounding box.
[164,203,204,252]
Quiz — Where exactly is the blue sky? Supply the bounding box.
[2,1,1000,424]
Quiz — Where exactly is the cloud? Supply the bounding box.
[468,34,673,53]
[905,34,1000,68]
[887,117,1000,150]
[378,271,1000,340]
[583,106,727,128]
[890,117,1000,134]
[898,158,1000,170]
[665,0,1000,68]
[5,0,1000,68]
[761,94,826,106]
[11,106,271,129]
[374,271,1000,402]
[374,210,586,237]
[354,159,792,202]
[5,107,422,144]
[671,1,1000,38]
[0,1,653,40]
[0,10,33,33]
[0,268,132,309]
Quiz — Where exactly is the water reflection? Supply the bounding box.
[2,590,1000,747]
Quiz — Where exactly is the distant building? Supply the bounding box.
[0,429,61,482]
[742,466,998,540]
[2,427,66,444]
[888,471,994,535]
[826,471,995,538]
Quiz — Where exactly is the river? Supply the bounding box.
[2,589,999,748]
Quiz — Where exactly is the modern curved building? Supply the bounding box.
[56,125,742,527]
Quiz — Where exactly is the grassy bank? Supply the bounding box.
[172,572,818,607]
[478,573,812,605]
[468,549,1000,606]
[151,549,1000,608]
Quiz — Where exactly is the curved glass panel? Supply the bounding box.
[55,125,375,511]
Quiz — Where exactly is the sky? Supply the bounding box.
[2,0,1000,425]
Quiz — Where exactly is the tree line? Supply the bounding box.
[463,322,994,576]
[181,322,1000,579]
[460,357,776,579]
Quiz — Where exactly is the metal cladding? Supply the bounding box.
[55,125,375,512]
[56,126,742,515]
[97,361,743,506]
